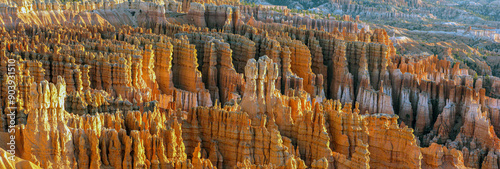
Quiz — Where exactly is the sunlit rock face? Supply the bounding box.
[0,0,500,168]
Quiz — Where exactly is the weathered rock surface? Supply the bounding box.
[0,1,499,169]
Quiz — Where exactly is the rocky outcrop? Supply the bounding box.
[172,36,205,93]
[364,114,422,168]
[326,101,368,158]
[421,143,467,168]
[18,78,75,169]
[0,148,40,169]
[275,37,323,98]
[187,3,207,28]
[154,40,174,94]
[2,2,500,169]
[12,77,215,169]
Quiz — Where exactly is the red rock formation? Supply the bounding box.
[142,44,160,98]
[364,114,422,168]
[1,2,500,169]
[0,148,40,169]
[187,3,207,28]
[332,139,370,169]
[172,37,204,93]
[276,37,322,98]
[421,143,467,168]
[326,101,368,157]
[330,40,354,103]
[154,40,174,94]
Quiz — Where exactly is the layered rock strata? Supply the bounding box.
[0,1,500,169]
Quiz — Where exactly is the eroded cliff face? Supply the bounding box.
[0,0,500,169]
